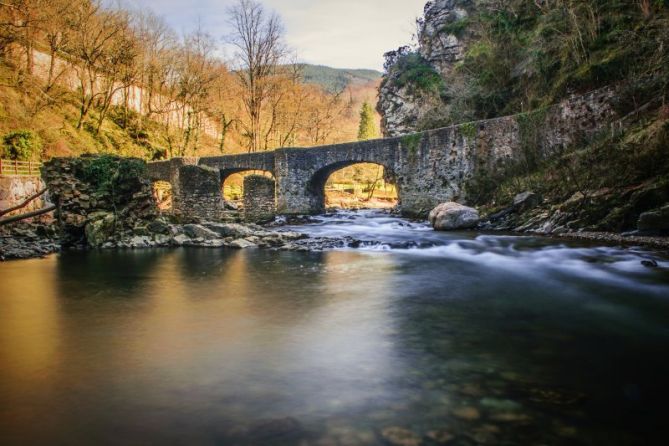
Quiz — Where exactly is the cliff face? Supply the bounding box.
[417,0,470,78]
[378,0,471,137]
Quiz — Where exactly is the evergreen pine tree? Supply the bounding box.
[357,101,378,141]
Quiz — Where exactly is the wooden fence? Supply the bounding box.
[0,159,42,177]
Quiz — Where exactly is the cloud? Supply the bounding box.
[125,0,426,70]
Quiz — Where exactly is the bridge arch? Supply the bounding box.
[220,168,275,203]
[306,160,399,212]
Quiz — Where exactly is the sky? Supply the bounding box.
[125,0,427,71]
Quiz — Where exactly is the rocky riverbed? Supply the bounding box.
[3,208,669,261]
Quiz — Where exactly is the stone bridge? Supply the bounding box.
[148,88,618,220]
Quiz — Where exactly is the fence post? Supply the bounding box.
[0,159,3,176]
[14,159,18,175]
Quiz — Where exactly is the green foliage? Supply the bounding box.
[516,108,548,171]
[357,102,378,141]
[298,64,382,93]
[459,122,477,139]
[79,155,148,198]
[467,115,669,230]
[441,17,471,37]
[2,130,42,160]
[392,52,445,96]
[403,0,669,126]
[401,133,423,157]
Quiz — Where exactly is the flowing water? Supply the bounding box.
[1,210,669,445]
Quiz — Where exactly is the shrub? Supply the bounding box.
[78,155,148,199]
[392,52,445,96]
[2,130,42,160]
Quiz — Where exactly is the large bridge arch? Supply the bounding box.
[306,160,399,212]
[274,139,401,214]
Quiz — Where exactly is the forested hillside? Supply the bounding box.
[0,0,380,162]
[298,64,382,92]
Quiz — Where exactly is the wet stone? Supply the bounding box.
[425,429,454,444]
[452,406,481,421]
[380,426,422,446]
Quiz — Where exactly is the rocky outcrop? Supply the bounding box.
[377,80,424,137]
[378,0,472,137]
[94,221,307,250]
[429,202,480,230]
[417,0,471,78]
[480,180,669,238]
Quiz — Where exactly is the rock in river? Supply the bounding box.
[429,202,480,230]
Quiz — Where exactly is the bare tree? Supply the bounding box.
[226,0,286,153]
[133,11,177,122]
[95,20,137,134]
[68,1,129,130]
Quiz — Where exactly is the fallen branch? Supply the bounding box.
[0,205,56,226]
[0,188,48,217]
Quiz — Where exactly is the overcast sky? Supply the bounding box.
[125,0,427,71]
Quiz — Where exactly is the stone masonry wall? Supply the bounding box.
[42,156,157,246]
[173,165,223,222]
[243,175,276,223]
[0,176,45,216]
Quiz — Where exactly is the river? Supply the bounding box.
[1,210,668,445]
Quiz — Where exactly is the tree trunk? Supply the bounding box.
[0,188,47,218]
[0,205,56,226]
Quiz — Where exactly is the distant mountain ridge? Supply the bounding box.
[297,64,382,92]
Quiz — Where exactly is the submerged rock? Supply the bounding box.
[429,202,480,230]
[426,429,455,444]
[380,426,422,446]
[452,406,481,421]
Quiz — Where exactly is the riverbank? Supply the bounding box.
[3,209,669,261]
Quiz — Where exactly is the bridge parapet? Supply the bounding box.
[199,152,275,180]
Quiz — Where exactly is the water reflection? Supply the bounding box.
[1,227,669,444]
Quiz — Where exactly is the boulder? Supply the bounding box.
[513,191,541,211]
[84,212,116,248]
[182,224,221,240]
[223,201,239,211]
[428,202,480,230]
[229,238,257,249]
[172,234,191,246]
[637,204,669,234]
[203,222,257,238]
[147,219,170,235]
